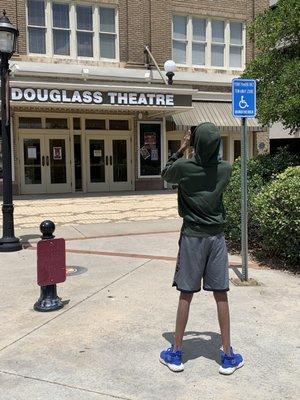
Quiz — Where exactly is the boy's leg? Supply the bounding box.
[214,291,244,374]
[174,291,193,350]
[213,291,231,355]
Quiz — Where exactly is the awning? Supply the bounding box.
[172,101,263,132]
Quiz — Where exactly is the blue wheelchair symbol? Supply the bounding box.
[239,96,249,109]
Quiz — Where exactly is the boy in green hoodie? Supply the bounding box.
[159,122,244,375]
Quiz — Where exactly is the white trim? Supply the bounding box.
[137,121,163,179]
[10,61,238,86]
[162,117,168,189]
[70,2,76,58]
[93,5,100,60]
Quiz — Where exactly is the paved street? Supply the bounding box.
[0,218,299,400]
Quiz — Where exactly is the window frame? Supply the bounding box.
[229,21,244,69]
[99,5,118,61]
[191,17,207,67]
[26,0,119,62]
[211,19,226,68]
[172,14,245,70]
[76,3,94,58]
[172,15,188,65]
[26,0,47,56]
[51,1,71,57]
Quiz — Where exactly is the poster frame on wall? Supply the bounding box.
[137,121,163,178]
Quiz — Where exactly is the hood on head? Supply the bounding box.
[193,122,221,165]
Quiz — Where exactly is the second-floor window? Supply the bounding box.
[172,15,245,69]
[27,0,118,60]
[52,3,70,55]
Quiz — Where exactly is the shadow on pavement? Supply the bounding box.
[162,331,221,364]
[19,234,41,248]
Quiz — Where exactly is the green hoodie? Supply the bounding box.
[161,122,232,236]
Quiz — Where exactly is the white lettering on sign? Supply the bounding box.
[166,94,174,106]
[24,88,36,101]
[49,89,61,102]
[108,92,117,104]
[82,91,93,104]
[117,93,128,105]
[10,88,179,107]
[11,88,23,101]
[93,92,103,104]
[138,93,148,105]
[146,94,155,105]
[129,93,137,105]
[61,90,71,103]
[37,88,49,102]
[72,91,82,103]
[156,94,165,106]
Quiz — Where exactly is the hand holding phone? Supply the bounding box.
[179,130,191,153]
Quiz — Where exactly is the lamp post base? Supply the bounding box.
[34,285,64,312]
[0,237,22,252]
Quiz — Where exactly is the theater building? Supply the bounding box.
[0,0,269,195]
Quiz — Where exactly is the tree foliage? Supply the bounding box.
[242,0,300,133]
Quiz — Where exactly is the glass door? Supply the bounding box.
[20,135,46,194]
[45,136,71,193]
[86,136,109,191]
[109,136,132,191]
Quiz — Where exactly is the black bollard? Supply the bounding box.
[34,220,65,312]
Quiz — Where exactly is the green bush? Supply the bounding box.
[246,146,300,183]
[253,166,300,267]
[224,162,263,247]
[224,147,300,250]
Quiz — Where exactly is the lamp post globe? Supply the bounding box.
[0,11,18,54]
[164,60,176,85]
[0,10,22,252]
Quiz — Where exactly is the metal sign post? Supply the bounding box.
[232,78,256,281]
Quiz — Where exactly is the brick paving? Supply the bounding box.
[4,191,178,229]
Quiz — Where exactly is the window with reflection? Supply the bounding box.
[26,1,118,60]
[172,15,244,69]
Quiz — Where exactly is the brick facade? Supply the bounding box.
[2,0,269,68]
[0,0,270,195]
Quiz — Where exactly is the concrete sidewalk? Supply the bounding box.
[0,220,299,400]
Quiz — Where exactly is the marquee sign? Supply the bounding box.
[11,87,192,107]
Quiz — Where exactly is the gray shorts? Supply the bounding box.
[173,234,229,293]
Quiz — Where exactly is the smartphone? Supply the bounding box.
[190,126,197,147]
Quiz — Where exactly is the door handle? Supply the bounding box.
[105,156,108,166]
[46,156,49,166]
[110,156,112,165]
[42,156,45,166]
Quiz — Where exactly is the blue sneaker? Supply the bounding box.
[159,346,184,372]
[219,348,244,375]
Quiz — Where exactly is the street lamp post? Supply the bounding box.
[164,60,176,85]
[0,10,22,252]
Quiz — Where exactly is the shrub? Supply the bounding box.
[224,147,300,250]
[253,166,300,267]
[224,162,263,247]
[246,146,300,183]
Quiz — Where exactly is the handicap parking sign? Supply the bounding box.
[232,79,256,118]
